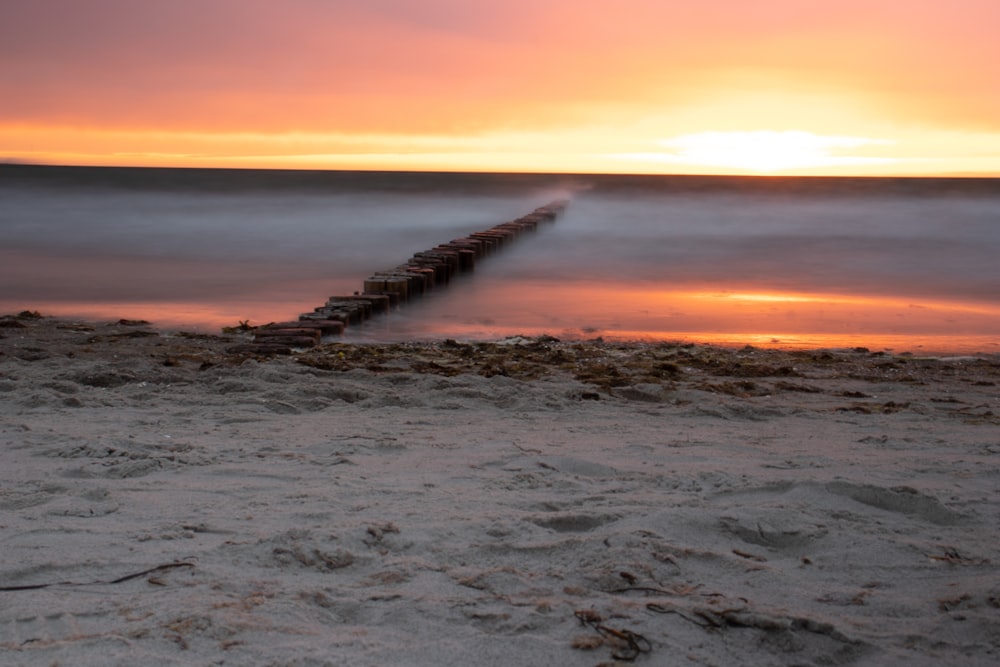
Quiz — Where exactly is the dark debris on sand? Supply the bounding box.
[3,314,999,412]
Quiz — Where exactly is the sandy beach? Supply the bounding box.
[1,312,998,666]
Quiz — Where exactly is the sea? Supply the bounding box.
[2,164,998,354]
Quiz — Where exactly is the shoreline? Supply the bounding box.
[4,310,997,360]
[2,311,999,665]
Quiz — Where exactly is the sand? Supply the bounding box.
[1,312,998,666]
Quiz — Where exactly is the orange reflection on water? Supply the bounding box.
[8,282,999,355]
[648,288,1000,332]
[400,280,1000,354]
[0,300,316,333]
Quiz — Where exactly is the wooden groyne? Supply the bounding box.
[230,200,568,354]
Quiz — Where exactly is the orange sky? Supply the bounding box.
[2,0,999,175]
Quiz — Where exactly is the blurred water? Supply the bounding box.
[2,165,998,352]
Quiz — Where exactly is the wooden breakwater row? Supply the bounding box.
[229,200,568,354]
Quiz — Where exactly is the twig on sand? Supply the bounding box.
[573,608,652,661]
[0,562,195,591]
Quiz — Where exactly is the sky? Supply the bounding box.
[2,0,999,175]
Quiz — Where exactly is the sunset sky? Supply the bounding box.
[2,0,999,175]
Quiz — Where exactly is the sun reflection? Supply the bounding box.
[11,282,1000,355]
[366,277,1000,353]
[704,292,829,304]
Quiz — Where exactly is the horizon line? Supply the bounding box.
[3,160,999,180]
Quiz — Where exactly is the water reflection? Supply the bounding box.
[2,167,997,353]
[344,280,1000,353]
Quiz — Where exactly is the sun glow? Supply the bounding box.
[616,130,897,173]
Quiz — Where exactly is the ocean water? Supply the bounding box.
[2,165,998,353]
